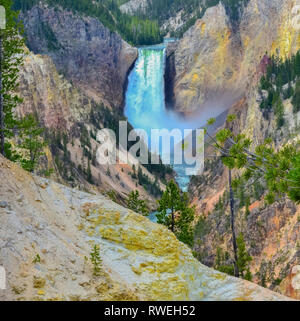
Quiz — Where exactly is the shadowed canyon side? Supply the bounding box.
[0,155,290,301]
[20,4,138,108]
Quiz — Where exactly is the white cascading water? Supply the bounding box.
[125,45,204,192]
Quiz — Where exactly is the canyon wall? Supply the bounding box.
[190,88,300,299]
[172,0,300,299]
[120,0,149,15]
[21,4,137,108]
[169,0,300,115]
[17,49,163,206]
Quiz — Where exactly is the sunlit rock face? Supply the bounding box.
[172,3,239,115]
[171,0,300,114]
[20,4,137,109]
[186,0,300,298]
[18,50,93,131]
[0,155,290,301]
[120,0,149,15]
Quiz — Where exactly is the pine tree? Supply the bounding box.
[0,0,24,157]
[18,114,46,172]
[204,114,300,279]
[292,80,300,113]
[89,244,102,277]
[214,246,234,276]
[127,190,148,216]
[87,159,93,184]
[236,233,252,280]
[156,179,181,232]
[176,193,195,247]
[156,180,195,246]
[229,169,239,277]
[274,96,284,128]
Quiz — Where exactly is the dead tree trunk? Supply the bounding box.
[171,205,175,232]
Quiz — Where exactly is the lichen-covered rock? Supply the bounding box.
[0,156,290,301]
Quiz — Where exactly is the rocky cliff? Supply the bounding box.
[189,68,300,299]
[120,0,149,16]
[18,50,92,131]
[120,0,205,36]
[0,155,290,301]
[21,4,137,109]
[169,0,300,115]
[189,93,300,300]
[6,0,299,301]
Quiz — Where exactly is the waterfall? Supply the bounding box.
[125,45,168,135]
[124,45,198,192]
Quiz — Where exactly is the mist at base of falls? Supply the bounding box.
[124,44,226,192]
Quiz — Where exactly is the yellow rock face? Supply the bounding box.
[271,1,300,58]
[172,0,300,114]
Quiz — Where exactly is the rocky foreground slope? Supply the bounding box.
[0,155,290,301]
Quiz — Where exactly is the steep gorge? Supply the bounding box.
[15,3,169,208]
[1,0,300,301]
[20,4,137,109]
